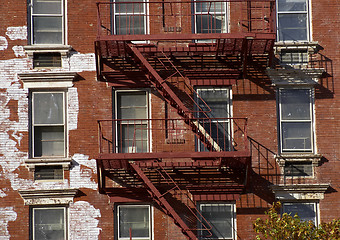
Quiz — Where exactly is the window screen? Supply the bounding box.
[118,205,151,239]
[32,207,66,240]
[277,0,309,41]
[32,92,65,157]
[279,89,313,152]
[30,0,64,44]
[199,203,235,239]
[283,202,317,224]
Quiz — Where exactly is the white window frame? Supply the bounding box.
[29,0,66,45]
[198,203,236,240]
[276,0,311,42]
[114,90,150,153]
[31,206,68,240]
[31,90,67,158]
[196,87,232,152]
[113,0,148,35]
[278,88,315,153]
[117,205,153,240]
[282,202,319,225]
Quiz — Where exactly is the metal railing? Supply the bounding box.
[96,0,276,39]
[98,117,248,154]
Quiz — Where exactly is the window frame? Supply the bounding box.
[30,90,67,158]
[198,203,236,240]
[114,89,150,153]
[196,87,233,152]
[278,88,315,153]
[31,206,68,240]
[276,0,311,42]
[282,202,319,225]
[28,0,66,45]
[116,204,153,240]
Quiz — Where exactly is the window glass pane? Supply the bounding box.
[115,0,144,13]
[198,89,229,118]
[278,13,307,41]
[196,14,226,34]
[34,126,64,157]
[200,204,233,239]
[119,206,150,238]
[34,165,63,180]
[34,208,65,240]
[115,15,145,35]
[281,89,311,120]
[117,92,147,119]
[118,124,148,153]
[34,93,64,124]
[196,0,225,13]
[283,203,316,223]
[282,122,311,150]
[284,162,312,177]
[33,0,62,14]
[33,16,63,44]
[278,0,307,12]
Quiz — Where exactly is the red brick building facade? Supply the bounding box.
[0,0,339,239]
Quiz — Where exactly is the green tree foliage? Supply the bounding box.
[253,202,340,240]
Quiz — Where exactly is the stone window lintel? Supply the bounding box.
[19,189,78,205]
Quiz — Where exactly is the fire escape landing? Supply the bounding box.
[95,1,275,239]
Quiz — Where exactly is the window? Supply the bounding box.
[282,202,318,224]
[280,49,308,65]
[198,203,236,239]
[34,165,63,180]
[31,207,67,240]
[277,0,310,41]
[194,0,228,34]
[117,205,152,240]
[278,88,314,152]
[284,161,313,177]
[113,0,147,35]
[196,88,231,151]
[28,0,65,45]
[31,91,66,158]
[115,91,149,153]
[33,52,62,68]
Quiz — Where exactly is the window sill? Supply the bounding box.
[25,158,72,171]
[274,41,319,53]
[24,45,72,57]
[267,68,325,86]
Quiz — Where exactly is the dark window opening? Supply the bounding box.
[284,161,312,177]
[34,165,63,180]
[33,53,62,68]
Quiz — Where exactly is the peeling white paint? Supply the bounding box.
[70,154,97,190]
[0,189,7,198]
[6,26,27,40]
[12,46,26,57]
[0,36,8,51]
[0,207,17,240]
[70,53,96,72]
[69,201,101,240]
[68,87,79,131]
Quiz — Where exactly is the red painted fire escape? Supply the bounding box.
[95,1,276,239]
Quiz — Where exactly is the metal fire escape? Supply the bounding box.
[95,1,276,239]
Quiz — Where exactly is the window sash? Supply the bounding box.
[117,205,151,240]
[115,91,149,153]
[32,91,66,158]
[276,0,309,41]
[32,207,67,240]
[194,0,228,34]
[113,0,147,35]
[198,203,235,239]
[279,89,313,152]
[30,0,65,44]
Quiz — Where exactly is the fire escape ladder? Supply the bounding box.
[127,44,222,152]
[130,162,212,240]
